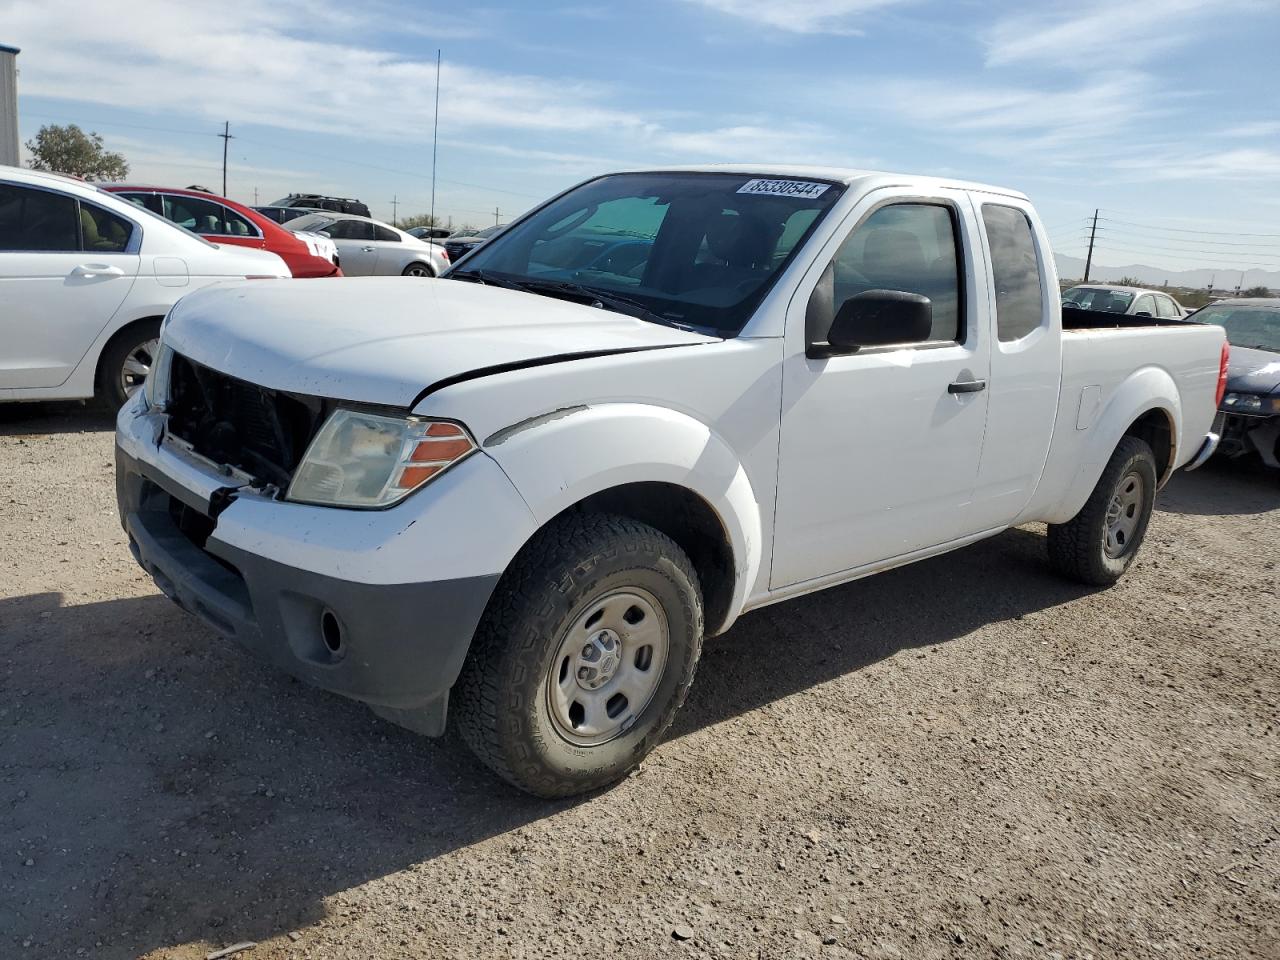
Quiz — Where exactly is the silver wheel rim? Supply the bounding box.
[120,338,159,398]
[1104,470,1145,558]
[405,263,430,276]
[545,587,669,747]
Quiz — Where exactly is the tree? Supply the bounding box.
[25,124,130,180]
[1116,275,1143,287]
[398,212,441,230]
[1242,285,1272,298]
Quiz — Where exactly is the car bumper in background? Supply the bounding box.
[1213,410,1280,469]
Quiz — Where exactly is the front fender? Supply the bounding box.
[484,403,763,632]
[1044,366,1182,524]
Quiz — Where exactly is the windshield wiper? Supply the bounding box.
[447,269,527,291]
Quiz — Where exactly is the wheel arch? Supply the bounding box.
[482,402,763,635]
[1043,366,1182,524]
[93,314,165,394]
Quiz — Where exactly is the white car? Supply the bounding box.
[116,165,1226,797]
[1063,284,1188,319]
[285,212,450,277]
[0,167,290,407]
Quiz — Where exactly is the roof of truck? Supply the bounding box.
[623,163,1029,200]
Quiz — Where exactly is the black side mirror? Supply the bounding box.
[825,290,933,354]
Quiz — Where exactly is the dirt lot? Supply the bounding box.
[1,401,1277,960]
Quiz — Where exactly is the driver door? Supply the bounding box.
[771,189,992,589]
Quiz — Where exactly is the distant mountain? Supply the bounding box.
[1054,254,1280,291]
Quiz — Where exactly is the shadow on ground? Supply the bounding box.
[1,523,1093,958]
[0,400,117,436]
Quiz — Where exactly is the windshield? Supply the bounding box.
[1191,304,1280,352]
[452,172,845,333]
[1063,286,1134,313]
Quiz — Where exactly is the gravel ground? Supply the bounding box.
[1,401,1277,960]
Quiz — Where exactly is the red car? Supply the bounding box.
[104,185,342,278]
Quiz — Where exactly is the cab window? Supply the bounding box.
[1133,294,1156,316]
[981,204,1045,342]
[813,202,963,345]
[1155,295,1179,319]
[373,224,400,242]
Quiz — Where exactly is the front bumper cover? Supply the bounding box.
[117,446,499,734]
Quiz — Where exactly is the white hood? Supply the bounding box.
[162,276,717,407]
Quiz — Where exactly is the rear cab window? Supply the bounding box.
[981,203,1046,342]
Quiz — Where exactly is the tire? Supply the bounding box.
[402,261,435,277]
[97,320,162,410]
[454,513,704,798]
[1048,435,1158,586]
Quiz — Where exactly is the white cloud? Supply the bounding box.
[1221,120,1280,138]
[680,0,910,35]
[983,0,1256,69]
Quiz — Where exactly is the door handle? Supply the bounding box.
[360,245,375,252]
[72,264,125,279]
[948,378,987,394]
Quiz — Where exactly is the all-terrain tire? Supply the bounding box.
[1048,435,1158,586]
[453,512,704,798]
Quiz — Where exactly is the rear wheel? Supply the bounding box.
[97,320,161,410]
[1048,436,1158,586]
[402,261,435,277]
[454,513,703,798]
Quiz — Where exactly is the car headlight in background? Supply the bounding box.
[1221,392,1280,414]
[287,410,477,508]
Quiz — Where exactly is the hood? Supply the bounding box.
[162,276,717,407]
[1225,345,1280,396]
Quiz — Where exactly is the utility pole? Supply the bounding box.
[253,187,259,205]
[494,206,500,226]
[1083,208,1098,283]
[218,121,234,197]
[390,195,399,227]
[430,49,441,227]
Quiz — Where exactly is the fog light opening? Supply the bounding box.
[320,609,344,655]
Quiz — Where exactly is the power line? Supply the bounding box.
[1094,225,1280,250]
[1098,213,1280,240]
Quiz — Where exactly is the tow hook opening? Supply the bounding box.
[320,608,345,657]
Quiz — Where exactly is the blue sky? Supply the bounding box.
[4,0,1279,272]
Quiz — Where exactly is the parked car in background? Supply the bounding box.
[1062,284,1187,318]
[1189,297,1280,469]
[270,193,371,218]
[0,167,289,408]
[407,225,452,240]
[443,223,504,264]
[116,165,1226,797]
[285,212,450,276]
[254,205,323,225]
[106,186,340,279]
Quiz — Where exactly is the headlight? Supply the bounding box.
[287,410,476,508]
[1221,392,1279,414]
[144,343,173,409]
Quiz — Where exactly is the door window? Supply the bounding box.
[0,183,80,251]
[815,202,962,344]
[981,204,1045,342]
[373,224,400,242]
[79,203,135,252]
[162,195,257,237]
[1155,295,1179,319]
[1133,294,1155,316]
[326,219,374,241]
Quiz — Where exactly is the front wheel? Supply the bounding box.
[402,261,435,277]
[1048,436,1158,586]
[454,513,704,798]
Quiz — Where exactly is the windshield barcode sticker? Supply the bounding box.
[737,179,830,199]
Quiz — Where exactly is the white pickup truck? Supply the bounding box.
[115,166,1227,797]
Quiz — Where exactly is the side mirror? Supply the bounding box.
[1134,310,1152,318]
[826,290,933,353]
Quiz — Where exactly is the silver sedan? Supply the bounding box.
[285,212,450,277]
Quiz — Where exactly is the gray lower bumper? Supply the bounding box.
[117,447,499,734]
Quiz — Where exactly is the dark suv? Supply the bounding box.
[269,194,371,218]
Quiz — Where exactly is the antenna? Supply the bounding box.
[218,121,234,197]
[430,49,441,228]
